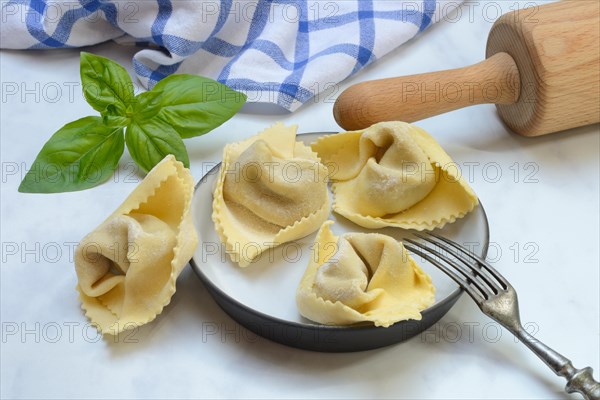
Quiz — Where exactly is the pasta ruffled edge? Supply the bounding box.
[212,123,330,267]
[77,155,197,334]
[311,123,478,231]
[296,221,436,327]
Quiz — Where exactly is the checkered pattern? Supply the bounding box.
[1,0,462,111]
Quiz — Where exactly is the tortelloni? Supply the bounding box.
[296,221,435,327]
[213,123,330,267]
[74,155,198,334]
[311,121,478,230]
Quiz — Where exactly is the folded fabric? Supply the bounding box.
[1,0,462,111]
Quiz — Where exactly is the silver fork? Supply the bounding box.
[404,232,600,400]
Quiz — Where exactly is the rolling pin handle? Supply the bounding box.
[333,52,521,131]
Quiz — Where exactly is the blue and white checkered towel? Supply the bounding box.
[1,0,462,111]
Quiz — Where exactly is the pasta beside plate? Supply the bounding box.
[74,155,197,334]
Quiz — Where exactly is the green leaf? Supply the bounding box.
[151,74,246,138]
[133,90,164,122]
[125,117,190,173]
[102,114,130,128]
[19,116,124,193]
[80,52,135,116]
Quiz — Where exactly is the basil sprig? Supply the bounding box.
[19,52,246,193]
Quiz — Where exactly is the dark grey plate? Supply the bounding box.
[190,132,489,352]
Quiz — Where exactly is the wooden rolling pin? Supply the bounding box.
[333,1,600,137]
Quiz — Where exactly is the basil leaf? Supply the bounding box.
[125,117,190,173]
[80,52,135,117]
[102,114,130,128]
[19,116,124,193]
[152,74,246,138]
[133,90,164,122]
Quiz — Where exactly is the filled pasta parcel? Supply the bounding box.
[311,121,478,231]
[296,221,436,327]
[212,123,330,267]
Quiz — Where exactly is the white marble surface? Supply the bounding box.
[1,3,599,399]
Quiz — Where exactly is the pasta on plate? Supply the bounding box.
[311,121,478,230]
[74,155,197,334]
[213,123,330,267]
[296,221,436,327]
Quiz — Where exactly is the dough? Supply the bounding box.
[74,155,197,334]
[311,121,478,230]
[213,123,330,267]
[296,221,435,327]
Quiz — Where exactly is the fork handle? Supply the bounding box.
[514,327,600,400]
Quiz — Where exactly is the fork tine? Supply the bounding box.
[414,234,501,295]
[404,239,494,300]
[423,232,510,291]
[403,242,486,303]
